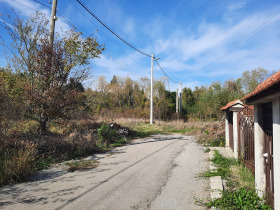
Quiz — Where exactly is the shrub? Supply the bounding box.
[0,141,37,186]
[206,188,271,209]
[97,123,118,146]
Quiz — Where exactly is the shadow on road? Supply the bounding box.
[0,135,191,209]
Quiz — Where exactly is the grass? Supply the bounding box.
[65,160,99,172]
[229,165,255,190]
[200,150,271,209]
[118,119,206,138]
[200,150,238,179]
[204,148,211,153]
[0,142,37,186]
[205,188,271,209]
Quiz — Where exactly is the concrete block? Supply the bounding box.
[210,176,223,199]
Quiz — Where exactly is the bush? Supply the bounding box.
[97,123,118,146]
[206,188,271,209]
[0,141,37,186]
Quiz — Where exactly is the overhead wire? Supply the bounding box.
[31,0,86,35]
[210,10,280,64]
[73,0,179,84]
[35,0,144,78]
[155,60,179,84]
[69,0,140,59]
[8,0,180,85]
[75,0,152,58]
[9,0,143,79]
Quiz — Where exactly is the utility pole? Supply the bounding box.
[49,0,58,44]
[179,81,182,114]
[176,88,178,113]
[150,54,154,124]
[150,54,159,125]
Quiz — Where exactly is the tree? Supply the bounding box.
[2,12,104,132]
[1,12,49,74]
[240,68,270,94]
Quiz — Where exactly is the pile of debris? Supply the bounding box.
[109,123,130,136]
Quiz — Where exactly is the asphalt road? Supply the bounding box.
[0,134,209,210]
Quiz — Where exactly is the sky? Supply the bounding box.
[0,0,280,91]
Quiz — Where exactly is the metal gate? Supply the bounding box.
[228,111,234,151]
[263,102,274,207]
[238,106,255,173]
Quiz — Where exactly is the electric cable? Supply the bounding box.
[8,0,143,79]
[75,0,152,57]
[7,0,180,84]
[155,59,179,84]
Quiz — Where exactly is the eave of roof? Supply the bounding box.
[220,99,243,111]
[241,70,280,101]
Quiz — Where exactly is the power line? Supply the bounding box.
[31,0,84,34]
[103,52,142,78]
[212,12,280,63]
[155,60,179,84]
[9,0,178,84]
[68,0,139,59]
[44,0,145,78]
[75,0,152,57]
[9,0,143,79]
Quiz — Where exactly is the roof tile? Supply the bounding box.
[242,70,280,101]
[220,99,242,110]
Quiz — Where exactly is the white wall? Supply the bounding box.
[233,112,238,158]
[273,98,280,209]
[225,112,229,147]
[254,104,266,197]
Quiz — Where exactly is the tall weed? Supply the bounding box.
[0,142,37,186]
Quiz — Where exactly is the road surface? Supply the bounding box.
[0,134,209,210]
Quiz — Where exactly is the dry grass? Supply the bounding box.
[230,165,255,190]
[0,141,37,186]
[65,160,100,172]
[0,117,225,187]
[115,118,213,135]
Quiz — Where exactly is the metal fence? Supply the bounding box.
[238,106,255,173]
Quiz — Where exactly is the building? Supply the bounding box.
[220,99,244,158]
[242,70,280,208]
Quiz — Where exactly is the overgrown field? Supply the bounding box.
[0,119,133,186]
[0,118,225,187]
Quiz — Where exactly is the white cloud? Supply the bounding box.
[223,1,248,23]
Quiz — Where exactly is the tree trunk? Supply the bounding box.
[39,114,49,133]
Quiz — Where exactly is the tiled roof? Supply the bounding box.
[242,70,280,101]
[220,99,242,111]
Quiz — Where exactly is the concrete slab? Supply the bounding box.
[208,148,233,201]
[209,147,234,158]
[210,176,223,199]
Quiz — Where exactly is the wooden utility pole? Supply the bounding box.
[49,0,58,44]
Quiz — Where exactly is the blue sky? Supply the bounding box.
[1,0,280,91]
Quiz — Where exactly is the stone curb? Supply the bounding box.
[209,150,223,199]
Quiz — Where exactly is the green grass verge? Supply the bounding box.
[200,150,271,209]
[200,150,238,179]
[206,188,271,209]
